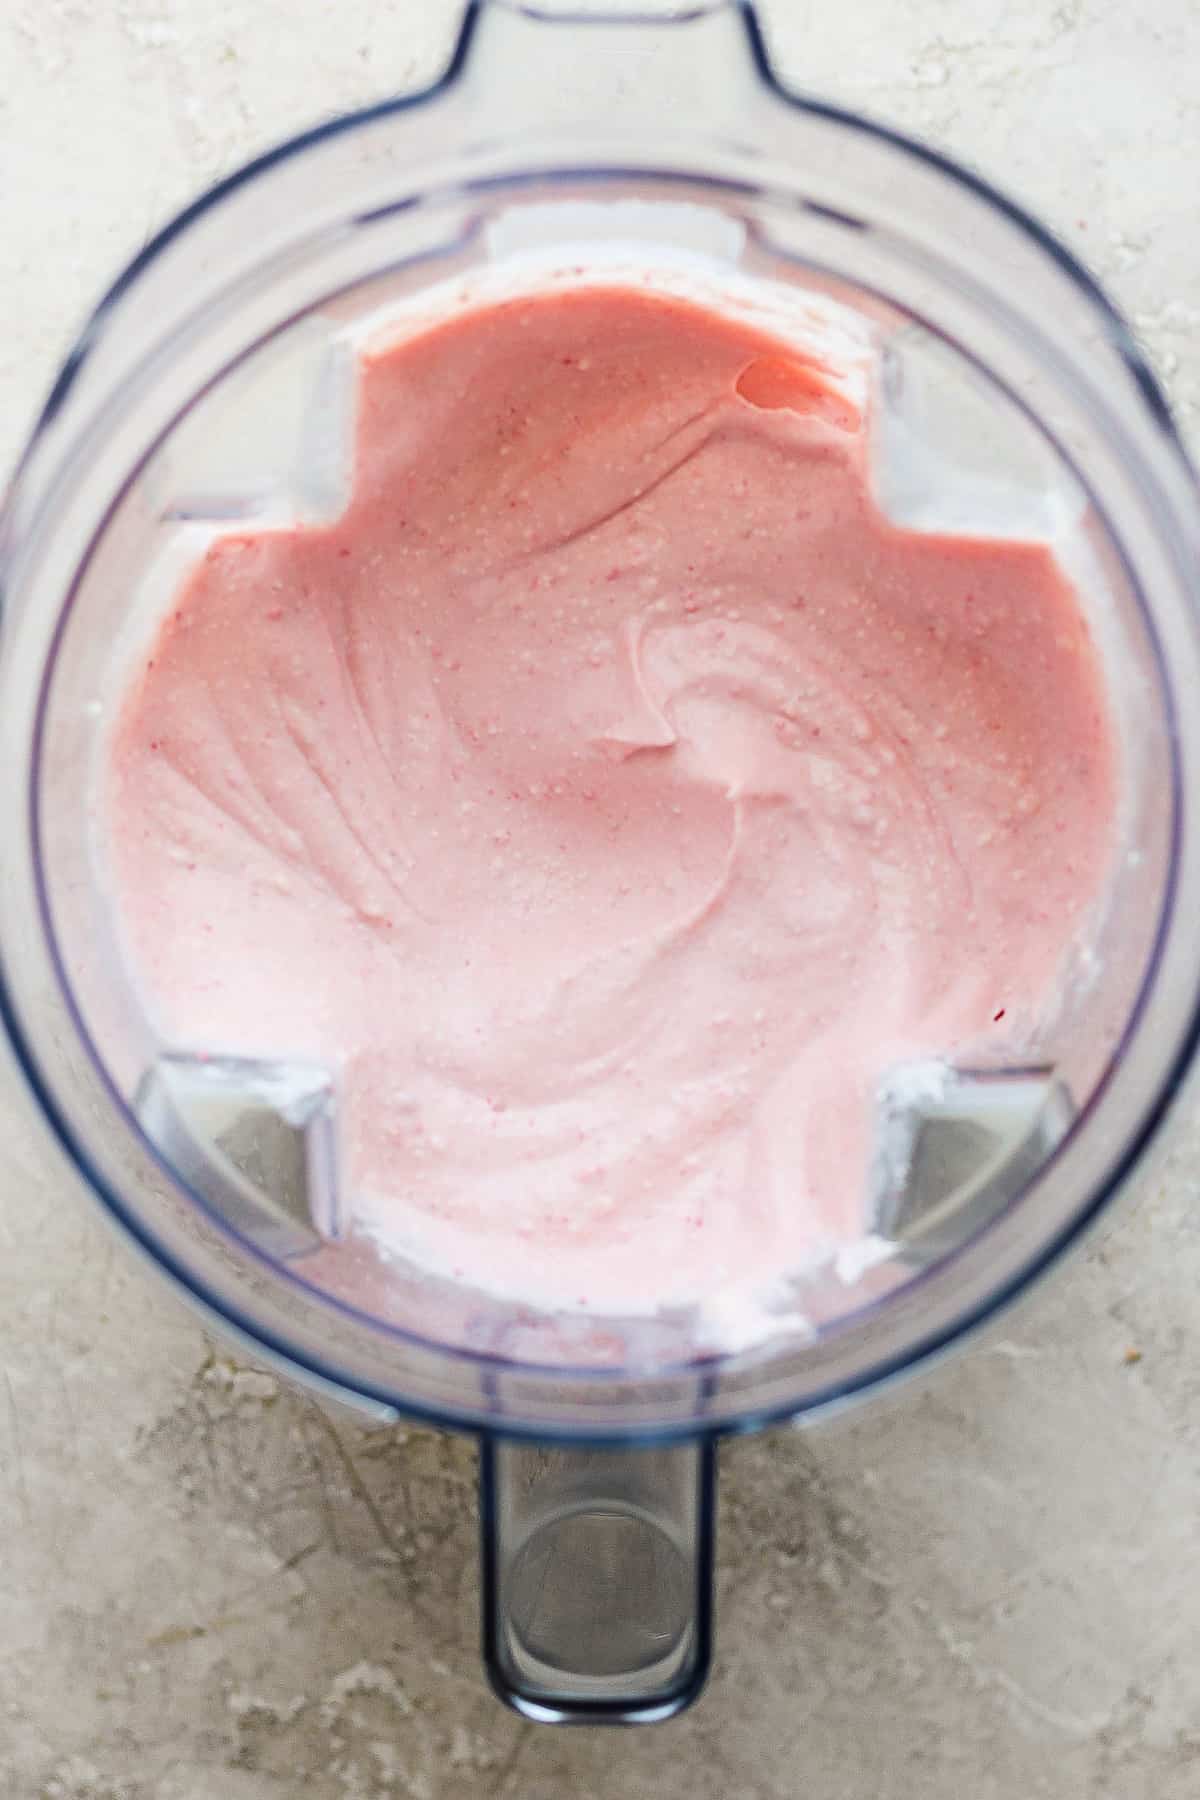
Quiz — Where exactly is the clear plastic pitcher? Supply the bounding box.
[3,0,1199,1723]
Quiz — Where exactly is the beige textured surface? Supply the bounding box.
[3,2,1200,1795]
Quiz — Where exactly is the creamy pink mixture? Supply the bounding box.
[107,286,1115,1317]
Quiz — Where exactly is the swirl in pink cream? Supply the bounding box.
[107,286,1116,1317]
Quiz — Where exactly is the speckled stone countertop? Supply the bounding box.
[3,3,1200,1796]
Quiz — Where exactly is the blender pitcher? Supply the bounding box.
[3,0,1200,1725]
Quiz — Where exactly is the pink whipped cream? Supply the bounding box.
[106,285,1115,1317]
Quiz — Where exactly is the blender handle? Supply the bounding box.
[479,1437,715,1723]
